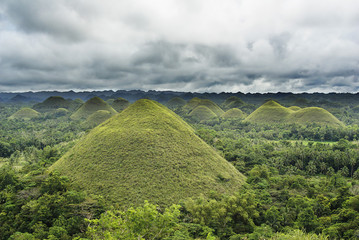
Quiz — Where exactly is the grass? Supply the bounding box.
[33,96,70,112]
[288,106,301,111]
[111,97,130,112]
[189,105,217,121]
[8,108,40,120]
[166,97,186,109]
[287,107,344,127]
[221,108,246,119]
[183,98,224,116]
[83,110,113,128]
[71,97,117,120]
[245,100,343,127]
[245,100,294,123]
[50,99,245,207]
[222,96,245,110]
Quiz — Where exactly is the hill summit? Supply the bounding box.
[33,96,70,112]
[9,108,40,120]
[70,97,117,120]
[50,99,245,206]
[245,100,343,126]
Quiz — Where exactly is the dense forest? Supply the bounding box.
[2,91,359,239]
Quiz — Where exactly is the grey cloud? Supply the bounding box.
[3,0,88,41]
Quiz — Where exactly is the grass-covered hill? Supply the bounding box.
[222,96,245,110]
[189,105,217,121]
[111,97,130,112]
[288,106,301,111]
[287,107,344,127]
[33,96,70,112]
[8,108,40,120]
[68,98,84,112]
[183,98,224,116]
[222,108,246,119]
[245,100,343,126]
[245,100,294,123]
[166,97,186,109]
[50,99,245,207]
[82,110,113,128]
[70,97,117,120]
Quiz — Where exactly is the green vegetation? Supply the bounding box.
[222,96,245,110]
[33,96,70,112]
[245,100,343,126]
[221,108,246,119]
[288,106,301,111]
[8,108,40,120]
[3,92,359,239]
[82,110,112,128]
[189,105,217,122]
[183,98,224,116]
[166,97,187,109]
[111,97,130,112]
[50,99,245,207]
[245,100,294,123]
[70,96,117,120]
[288,107,344,127]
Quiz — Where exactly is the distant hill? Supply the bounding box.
[222,96,245,110]
[189,105,217,121]
[183,98,224,116]
[222,108,246,119]
[8,108,40,120]
[166,97,186,109]
[287,107,344,127]
[82,110,113,128]
[245,100,343,126]
[111,98,130,112]
[70,97,117,120]
[245,100,294,123]
[33,96,70,112]
[288,106,301,111]
[50,99,245,207]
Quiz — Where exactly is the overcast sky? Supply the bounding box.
[0,0,358,93]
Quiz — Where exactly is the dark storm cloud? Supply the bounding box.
[0,0,358,93]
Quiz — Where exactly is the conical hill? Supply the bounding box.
[183,98,224,116]
[245,100,293,123]
[166,97,186,109]
[222,96,245,110]
[222,108,246,119]
[287,107,343,127]
[50,99,245,206]
[82,110,112,128]
[189,105,217,121]
[245,101,343,126]
[70,97,117,120]
[111,97,130,112]
[33,96,70,112]
[9,108,40,120]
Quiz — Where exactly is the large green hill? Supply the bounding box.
[245,100,343,126]
[111,98,130,112]
[82,110,113,128]
[287,107,344,126]
[166,97,186,109]
[222,96,245,110]
[70,97,117,120]
[189,105,217,121]
[245,100,294,123]
[33,96,70,112]
[50,99,245,206]
[222,108,246,119]
[8,108,40,120]
[183,98,224,116]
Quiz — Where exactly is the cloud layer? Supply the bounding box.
[0,0,358,93]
